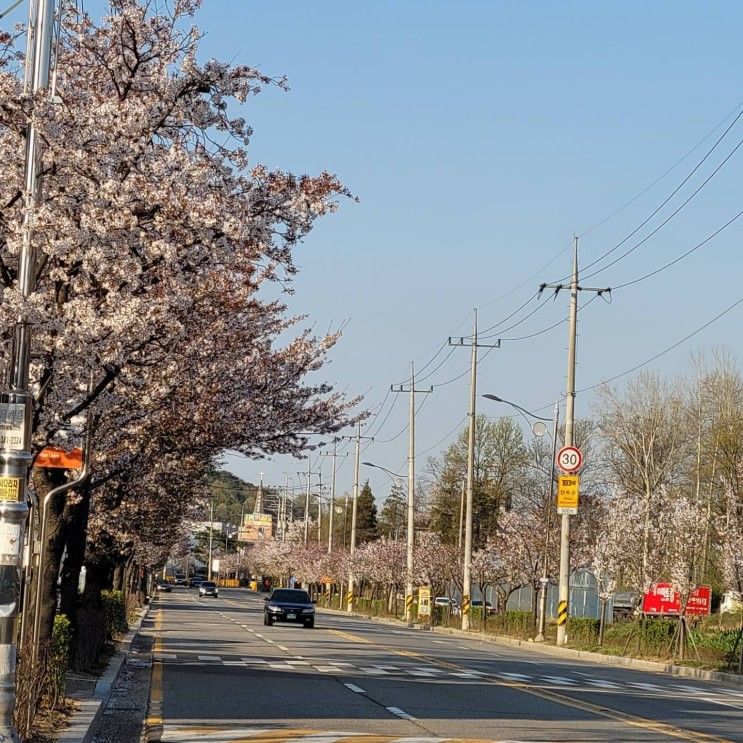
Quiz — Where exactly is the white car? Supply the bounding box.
[434,596,461,616]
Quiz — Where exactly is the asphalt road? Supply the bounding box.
[144,588,743,742]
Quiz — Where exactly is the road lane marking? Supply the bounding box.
[145,607,164,730]
[278,645,290,651]
[343,683,366,693]
[324,627,731,742]
[386,706,416,721]
[541,675,578,686]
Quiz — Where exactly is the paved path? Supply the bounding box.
[143,588,743,742]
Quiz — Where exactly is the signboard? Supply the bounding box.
[0,403,25,450]
[211,558,220,573]
[417,586,431,618]
[35,447,83,469]
[238,513,273,543]
[641,583,712,616]
[557,445,583,474]
[557,474,579,515]
[0,477,21,502]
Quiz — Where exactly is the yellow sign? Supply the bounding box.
[0,477,20,502]
[417,586,431,618]
[557,474,579,515]
[238,513,273,542]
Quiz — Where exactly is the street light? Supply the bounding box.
[363,461,413,622]
[482,394,560,642]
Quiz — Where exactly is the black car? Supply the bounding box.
[264,588,316,628]
[199,581,219,598]
[189,577,204,588]
[155,581,172,593]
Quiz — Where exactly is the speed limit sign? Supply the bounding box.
[557,445,583,474]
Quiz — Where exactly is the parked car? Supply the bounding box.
[199,581,219,598]
[189,577,204,588]
[174,576,187,587]
[434,596,461,616]
[264,588,316,628]
[156,581,172,593]
[471,599,496,615]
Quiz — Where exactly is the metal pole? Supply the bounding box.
[536,401,559,642]
[347,424,360,612]
[207,496,214,581]
[457,480,465,553]
[328,441,336,553]
[304,457,311,546]
[557,238,579,647]
[4,2,56,738]
[405,363,416,624]
[316,472,322,544]
[462,311,477,630]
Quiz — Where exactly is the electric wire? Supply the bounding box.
[500,294,601,342]
[610,205,743,291]
[578,99,743,240]
[551,107,743,285]
[373,394,432,444]
[416,346,457,384]
[417,415,468,458]
[576,296,743,394]
[580,132,743,283]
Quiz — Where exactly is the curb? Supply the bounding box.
[57,602,152,743]
[318,606,743,690]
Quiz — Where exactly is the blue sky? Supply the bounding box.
[49,2,743,502]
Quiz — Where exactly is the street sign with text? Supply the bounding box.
[556,445,583,473]
[557,474,579,515]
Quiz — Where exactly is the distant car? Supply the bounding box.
[189,577,204,588]
[156,581,172,593]
[174,576,187,586]
[264,588,315,628]
[434,596,461,616]
[199,581,219,598]
[471,599,496,615]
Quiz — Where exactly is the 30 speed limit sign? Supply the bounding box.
[556,445,583,473]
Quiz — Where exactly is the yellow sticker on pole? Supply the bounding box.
[557,474,579,515]
[0,477,21,502]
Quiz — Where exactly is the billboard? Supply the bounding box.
[238,513,273,543]
[641,583,711,617]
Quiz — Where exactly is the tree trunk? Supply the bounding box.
[58,490,92,633]
[72,551,112,670]
[29,468,69,649]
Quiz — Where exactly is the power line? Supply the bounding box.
[374,394,431,444]
[500,294,602,342]
[610,205,743,291]
[578,99,743,240]
[581,131,743,283]
[577,295,743,393]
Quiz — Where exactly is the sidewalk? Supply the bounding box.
[54,602,153,743]
[319,605,743,690]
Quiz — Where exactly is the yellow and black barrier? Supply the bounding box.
[405,594,413,613]
[346,591,354,607]
[557,600,568,626]
[462,595,471,616]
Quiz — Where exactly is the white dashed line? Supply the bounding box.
[497,672,530,681]
[386,706,416,721]
[344,683,366,693]
[541,676,578,686]
[277,645,289,651]
[585,679,621,689]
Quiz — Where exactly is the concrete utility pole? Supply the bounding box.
[449,310,499,630]
[540,238,609,646]
[391,363,432,623]
[207,495,215,581]
[536,401,560,643]
[321,441,347,554]
[343,423,372,611]
[0,1,56,738]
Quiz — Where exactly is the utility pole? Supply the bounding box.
[391,362,432,623]
[536,401,560,643]
[0,0,56,738]
[540,238,609,646]
[207,495,215,581]
[457,480,465,553]
[450,309,499,630]
[342,423,373,612]
[321,441,347,553]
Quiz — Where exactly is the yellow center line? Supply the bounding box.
[325,628,731,743]
[146,604,164,728]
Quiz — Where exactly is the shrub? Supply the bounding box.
[49,614,72,708]
[101,590,128,638]
[567,616,599,646]
[491,610,532,635]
